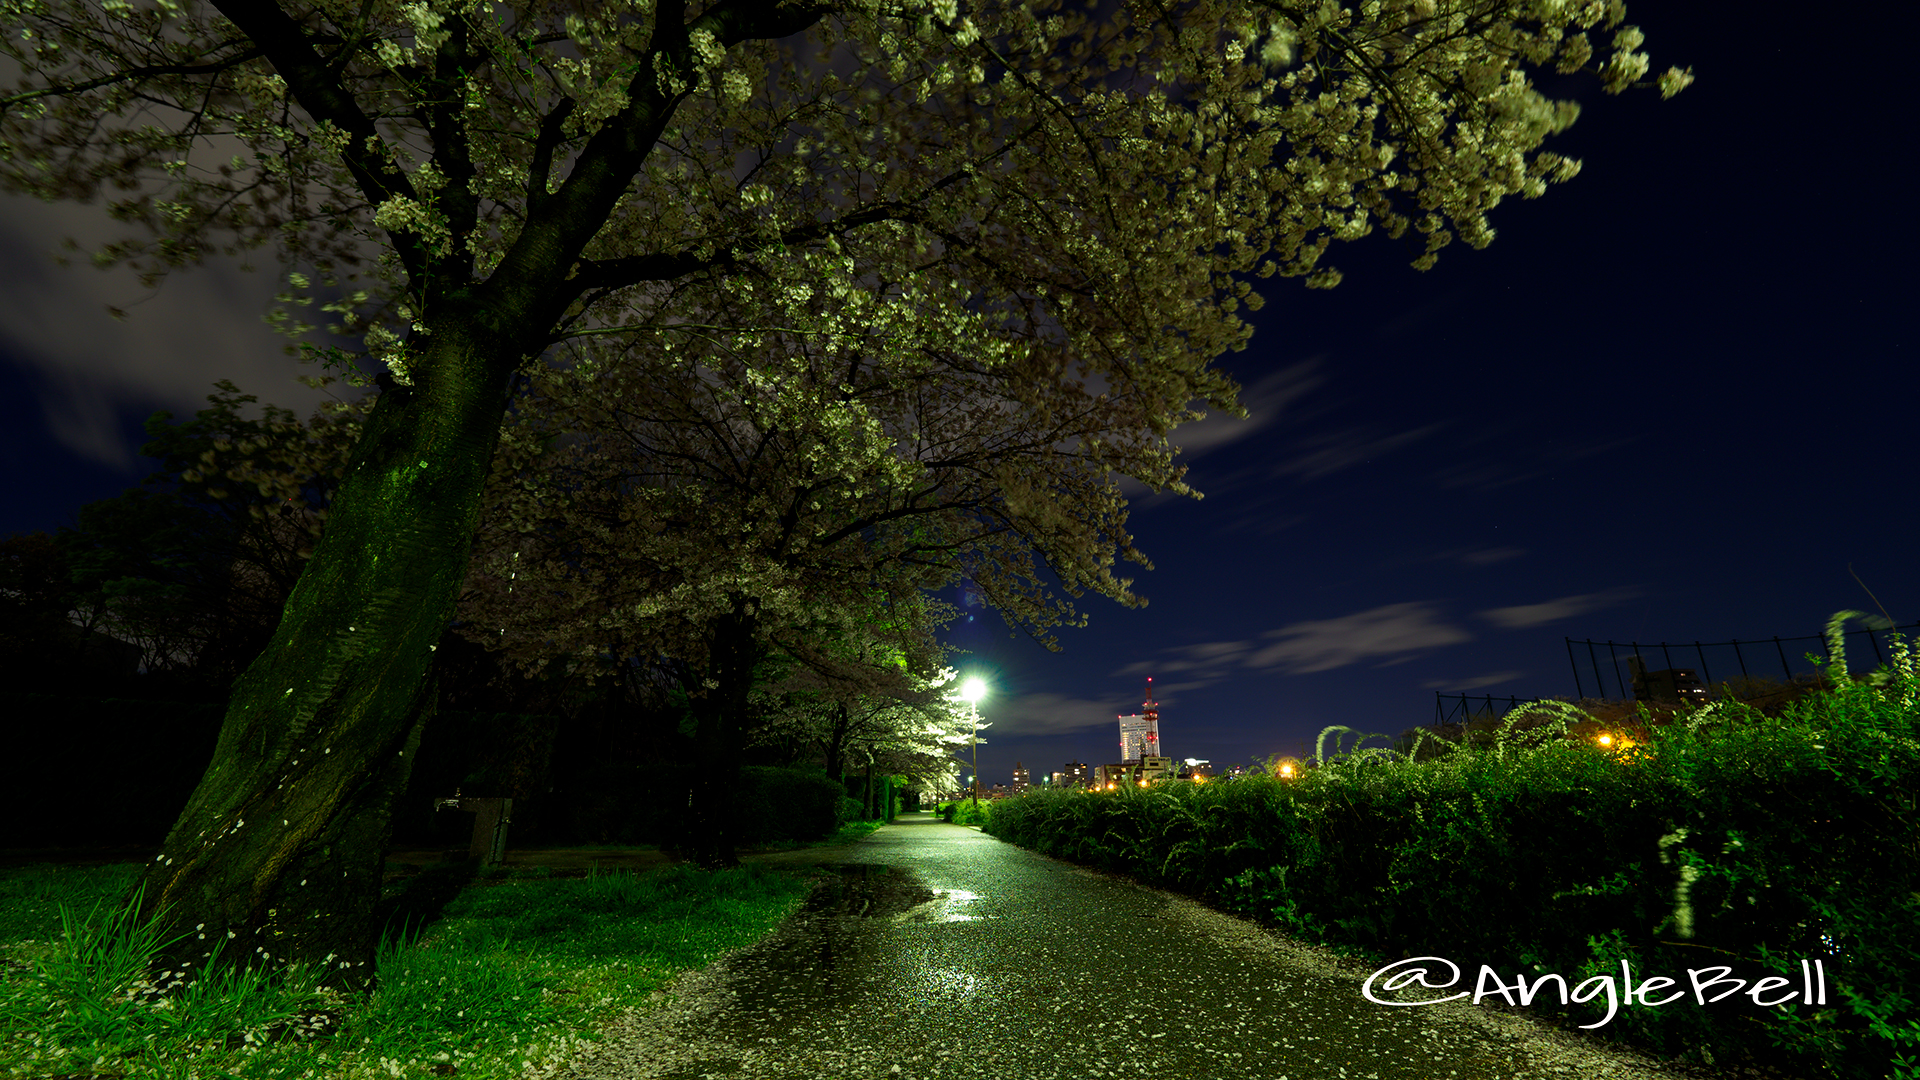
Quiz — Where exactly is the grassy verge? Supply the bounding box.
[0,823,891,1080]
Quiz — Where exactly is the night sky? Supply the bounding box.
[2,2,1913,791]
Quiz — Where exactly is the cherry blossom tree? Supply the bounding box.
[1,0,1689,986]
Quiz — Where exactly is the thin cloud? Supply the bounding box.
[1427,427,1654,495]
[0,193,371,470]
[1115,604,1478,682]
[1472,586,1646,630]
[1113,590,1645,685]
[1245,602,1474,673]
[1421,670,1529,693]
[1459,546,1527,566]
[983,692,1124,737]
[1268,421,1455,483]
[1111,639,1253,688]
[1113,639,1251,675]
[1166,360,1329,458]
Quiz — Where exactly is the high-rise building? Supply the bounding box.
[1117,678,1162,763]
[1012,761,1030,793]
[1061,761,1088,788]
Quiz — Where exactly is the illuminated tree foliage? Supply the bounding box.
[451,273,1214,859]
[0,0,1686,989]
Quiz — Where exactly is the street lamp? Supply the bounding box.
[962,677,987,809]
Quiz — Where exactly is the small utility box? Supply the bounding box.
[433,790,512,864]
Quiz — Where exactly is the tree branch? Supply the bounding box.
[0,41,268,116]
[525,97,578,216]
[207,0,429,285]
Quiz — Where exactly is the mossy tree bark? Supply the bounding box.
[109,0,835,991]
[130,301,532,995]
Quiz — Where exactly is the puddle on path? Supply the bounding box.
[796,863,936,919]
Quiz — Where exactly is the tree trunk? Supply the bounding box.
[822,701,850,781]
[129,300,527,996]
[683,600,761,869]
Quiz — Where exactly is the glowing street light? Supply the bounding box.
[962,677,988,809]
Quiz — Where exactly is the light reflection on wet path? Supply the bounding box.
[562,814,1709,1080]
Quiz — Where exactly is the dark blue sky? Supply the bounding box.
[928,1,1918,782]
[3,2,1913,788]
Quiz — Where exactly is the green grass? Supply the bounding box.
[0,823,896,1080]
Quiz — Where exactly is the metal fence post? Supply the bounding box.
[1558,622,1918,706]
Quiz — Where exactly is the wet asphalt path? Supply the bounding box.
[560,812,1714,1080]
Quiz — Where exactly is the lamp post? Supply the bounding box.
[962,677,987,809]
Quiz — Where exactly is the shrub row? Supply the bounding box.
[987,682,1920,1080]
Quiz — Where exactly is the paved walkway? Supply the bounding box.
[560,812,1722,1080]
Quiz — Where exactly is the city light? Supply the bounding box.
[960,677,988,809]
[1597,731,1645,757]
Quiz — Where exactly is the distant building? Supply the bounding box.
[1628,656,1712,708]
[1061,761,1089,789]
[1117,678,1162,763]
[1011,761,1029,794]
[1092,757,1173,789]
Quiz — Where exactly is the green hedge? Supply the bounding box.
[986,684,1920,1080]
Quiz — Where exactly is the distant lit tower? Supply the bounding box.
[1142,678,1161,760]
[1012,761,1030,793]
[1117,677,1163,764]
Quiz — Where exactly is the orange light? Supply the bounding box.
[1279,764,1295,777]
[1598,734,1613,747]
